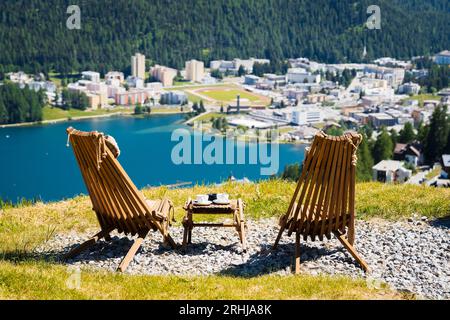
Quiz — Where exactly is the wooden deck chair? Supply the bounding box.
[273,131,370,274]
[65,127,177,272]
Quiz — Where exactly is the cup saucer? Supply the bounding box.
[213,199,230,205]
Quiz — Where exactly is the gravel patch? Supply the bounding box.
[35,218,450,299]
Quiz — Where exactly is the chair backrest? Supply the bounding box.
[67,127,154,236]
[286,131,362,239]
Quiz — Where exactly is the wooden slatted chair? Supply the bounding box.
[65,127,177,272]
[273,131,370,274]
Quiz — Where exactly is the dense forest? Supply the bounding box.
[0,83,45,124]
[0,0,448,76]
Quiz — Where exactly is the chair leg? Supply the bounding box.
[347,220,355,245]
[164,233,177,249]
[117,230,149,272]
[64,230,107,259]
[295,231,301,274]
[273,216,287,250]
[333,231,370,272]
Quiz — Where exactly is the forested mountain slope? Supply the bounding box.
[0,0,448,74]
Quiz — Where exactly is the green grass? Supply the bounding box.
[199,88,265,104]
[404,94,441,107]
[48,72,81,88]
[0,261,402,299]
[164,84,269,105]
[150,107,188,114]
[42,106,131,121]
[1,180,447,299]
[425,165,442,180]
[194,112,225,122]
[185,92,203,103]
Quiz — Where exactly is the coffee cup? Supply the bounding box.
[195,194,209,203]
[216,193,229,203]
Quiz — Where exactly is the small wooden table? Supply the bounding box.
[182,198,247,250]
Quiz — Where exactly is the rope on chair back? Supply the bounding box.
[66,128,108,170]
[95,134,107,170]
[345,133,362,166]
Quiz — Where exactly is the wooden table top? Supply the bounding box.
[187,199,238,213]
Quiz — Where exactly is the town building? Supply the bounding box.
[286,68,320,84]
[434,50,450,65]
[105,71,124,83]
[398,82,421,95]
[368,113,397,128]
[244,75,260,85]
[81,71,100,83]
[306,93,327,104]
[131,53,146,79]
[210,58,270,74]
[151,65,177,87]
[126,76,144,89]
[27,81,56,93]
[185,60,205,82]
[160,91,188,105]
[441,154,450,177]
[114,89,149,106]
[393,143,424,167]
[372,160,412,183]
[7,71,30,84]
[363,66,405,88]
[291,106,323,125]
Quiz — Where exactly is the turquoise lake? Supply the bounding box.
[0,114,305,203]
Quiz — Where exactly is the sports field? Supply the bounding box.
[186,85,270,106]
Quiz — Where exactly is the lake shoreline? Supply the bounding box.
[0,110,189,129]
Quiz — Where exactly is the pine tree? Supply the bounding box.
[0,99,8,124]
[424,105,449,163]
[390,129,399,149]
[399,122,415,144]
[373,128,393,163]
[237,65,246,77]
[356,133,374,182]
[416,121,429,145]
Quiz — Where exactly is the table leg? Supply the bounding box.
[187,212,193,244]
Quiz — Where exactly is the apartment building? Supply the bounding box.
[131,53,146,79]
[185,59,205,82]
[81,71,100,83]
[151,65,177,87]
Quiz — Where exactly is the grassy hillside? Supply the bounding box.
[0,261,401,300]
[0,180,447,299]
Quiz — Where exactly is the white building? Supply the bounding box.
[131,53,146,80]
[286,68,320,84]
[160,91,187,105]
[363,66,405,88]
[398,82,421,95]
[372,160,412,183]
[291,106,323,125]
[81,71,100,83]
[244,75,260,85]
[185,59,205,82]
[7,71,30,84]
[210,58,270,74]
[105,71,124,83]
[27,81,56,93]
[126,76,144,89]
